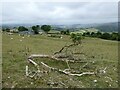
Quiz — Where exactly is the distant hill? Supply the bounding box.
[52,22,118,32]
[94,22,118,32]
[2,22,118,32]
[70,28,99,34]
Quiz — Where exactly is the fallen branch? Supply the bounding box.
[26,65,29,76]
[27,53,94,78]
[29,54,49,58]
[27,58,40,73]
[41,62,94,77]
[69,72,95,77]
[54,43,79,55]
[66,60,71,69]
[59,81,66,86]
[28,54,90,63]
[82,62,89,68]
[28,58,38,66]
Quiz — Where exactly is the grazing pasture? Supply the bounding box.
[2,32,118,88]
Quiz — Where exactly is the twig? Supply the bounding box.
[26,65,29,76]
[82,62,89,68]
[66,60,71,69]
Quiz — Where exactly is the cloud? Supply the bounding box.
[1,2,118,24]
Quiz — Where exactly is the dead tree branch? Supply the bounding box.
[41,62,94,77]
[28,54,89,63]
[54,43,79,55]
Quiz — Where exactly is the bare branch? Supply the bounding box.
[26,65,29,76]
[54,43,79,55]
[41,62,94,77]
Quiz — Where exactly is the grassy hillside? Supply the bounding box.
[71,28,99,34]
[2,32,118,88]
[95,22,118,32]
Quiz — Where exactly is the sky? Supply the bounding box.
[1,0,118,25]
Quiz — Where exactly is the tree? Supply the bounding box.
[60,30,65,34]
[18,26,28,32]
[96,31,102,38]
[41,25,51,34]
[100,33,111,40]
[118,33,120,41]
[66,29,70,35]
[32,25,39,34]
[70,33,82,44]
[82,33,86,36]
[2,28,6,32]
[60,30,70,35]
[110,32,118,40]
[86,32,90,36]
[5,28,10,32]
[91,32,96,37]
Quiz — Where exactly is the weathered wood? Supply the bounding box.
[28,59,38,66]
[26,65,29,76]
[41,62,94,77]
[28,54,90,63]
[27,52,95,78]
[29,54,49,58]
[54,43,79,55]
[66,60,70,69]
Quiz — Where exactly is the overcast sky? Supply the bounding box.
[1,1,118,25]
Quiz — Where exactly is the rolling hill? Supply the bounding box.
[2,22,118,32]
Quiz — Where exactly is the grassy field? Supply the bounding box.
[70,28,99,34]
[2,32,118,88]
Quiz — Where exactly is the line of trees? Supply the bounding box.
[82,31,120,41]
[60,29,70,35]
[18,26,28,32]
[2,28,10,32]
[31,25,51,34]
[2,25,120,41]
[2,25,52,34]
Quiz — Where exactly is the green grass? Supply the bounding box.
[71,28,99,34]
[2,32,118,88]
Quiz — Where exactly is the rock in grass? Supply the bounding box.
[93,80,97,83]
[20,40,22,42]
[8,76,10,79]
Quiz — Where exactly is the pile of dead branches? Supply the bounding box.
[26,43,95,78]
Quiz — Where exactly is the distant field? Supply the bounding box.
[2,32,118,88]
[70,28,99,34]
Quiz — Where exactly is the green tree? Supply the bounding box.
[60,30,70,35]
[41,25,51,34]
[70,33,82,44]
[5,28,10,32]
[101,33,111,40]
[2,28,10,32]
[91,32,96,37]
[32,25,39,34]
[82,33,86,36]
[96,31,102,38]
[118,33,120,41]
[86,32,90,36]
[111,32,118,40]
[60,30,65,34]
[66,29,70,35]
[18,26,28,32]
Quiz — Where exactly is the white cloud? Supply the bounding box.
[1,0,119,2]
[1,2,118,24]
